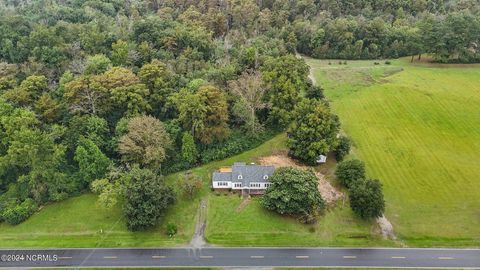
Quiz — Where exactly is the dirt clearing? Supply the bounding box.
[376,214,397,240]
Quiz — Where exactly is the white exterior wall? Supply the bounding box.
[231,182,243,190]
[249,182,270,189]
[213,181,271,190]
[212,181,232,189]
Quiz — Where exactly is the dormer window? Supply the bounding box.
[238,175,243,180]
[263,175,269,180]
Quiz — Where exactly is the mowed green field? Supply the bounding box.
[306,58,480,247]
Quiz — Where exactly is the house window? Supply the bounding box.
[238,175,243,180]
[263,175,268,180]
[234,183,242,187]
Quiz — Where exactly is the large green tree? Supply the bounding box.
[261,55,310,126]
[261,167,325,217]
[123,166,175,231]
[172,85,229,145]
[118,115,172,170]
[335,159,366,189]
[349,179,385,219]
[287,98,340,164]
[74,137,111,187]
[3,75,48,107]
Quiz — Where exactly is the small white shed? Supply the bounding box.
[316,154,327,164]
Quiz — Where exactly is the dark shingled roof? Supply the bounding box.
[212,171,232,182]
[212,163,275,186]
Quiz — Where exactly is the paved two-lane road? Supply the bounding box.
[1,247,479,268]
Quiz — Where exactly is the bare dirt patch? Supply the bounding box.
[258,152,344,205]
[257,152,306,169]
[376,214,397,240]
[315,172,345,205]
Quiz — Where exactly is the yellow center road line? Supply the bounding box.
[343,256,357,259]
[438,257,455,260]
[295,255,309,259]
[199,255,213,259]
[391,256,406,259]
[152,255,166,259]
[58,257,72,259]
[103,256,118,259]
[250,255,264,259]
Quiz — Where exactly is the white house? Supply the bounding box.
[212,162,275,195]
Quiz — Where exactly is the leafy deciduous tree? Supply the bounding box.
[335,159,366,188]
[74,137,111,186]
[261,167,325,217]
[287,98,340,164]
[349,178,385,219]
[118,115,172,170]
[123,166,175,231]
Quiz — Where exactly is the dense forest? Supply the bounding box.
[0,0,478,228]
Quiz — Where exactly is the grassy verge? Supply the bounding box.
[305,57,480,247]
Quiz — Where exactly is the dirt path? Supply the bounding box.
[189,199,207,248]
[309,65,317,85]
[236,197,251,212]
[297,52,318,85]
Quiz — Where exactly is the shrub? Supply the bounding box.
[374,62,380,65]
[2,199,38,225]
[385,60,392,65]
[343,61,347,65]
[181,132,198,165]
[349,179,385,219]
[335,159,366,188]
[179,172,203,199]
[166,222,178,237]
[200,130,275,163]
[335,136,351,161]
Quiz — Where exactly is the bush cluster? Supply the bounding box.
[200,131,276,163]
[335,159,385,219]
[2,199,38,225]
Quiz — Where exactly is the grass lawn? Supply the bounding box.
[0,193,195,247]
[205,195,392,247]
[0,133,287,248]
[305,57,480,247]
